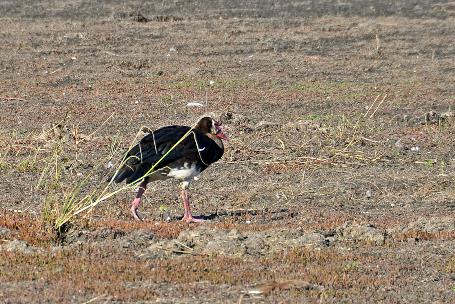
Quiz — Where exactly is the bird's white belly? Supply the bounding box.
[167,162,200,180]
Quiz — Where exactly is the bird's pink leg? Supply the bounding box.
[181,187,205,223]
[130,181,147,221]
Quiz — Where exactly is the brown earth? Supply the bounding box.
[1,1,455,303]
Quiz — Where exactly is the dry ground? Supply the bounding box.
[1,1,455,303]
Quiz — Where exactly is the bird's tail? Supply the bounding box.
[107,165,150,184]
[106,166,133,183]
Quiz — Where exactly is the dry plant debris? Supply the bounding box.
[1,0,455,303]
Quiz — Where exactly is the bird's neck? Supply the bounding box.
[206,133,224,149]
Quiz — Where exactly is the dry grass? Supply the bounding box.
[0,211,55,246]
[0,244,385,302]
[2,2,455,303]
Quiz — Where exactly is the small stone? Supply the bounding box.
[1,240,39,254]
[336,222,386,245]
[394,139,403,149]
[407,237,417,244]
[255,120,280,130]
[220,112,250,125]
[0,227,11,237]
[296,232,327,247]
[441,111,454,118]
[186,102,204,108]
[121,240,131,248]
[405,217,455,233]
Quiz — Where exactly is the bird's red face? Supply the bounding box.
[214,121,228,140]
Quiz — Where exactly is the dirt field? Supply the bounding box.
[1,1,455,303]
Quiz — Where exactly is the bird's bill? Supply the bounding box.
[216,130,228,140]
[214,123,228,140]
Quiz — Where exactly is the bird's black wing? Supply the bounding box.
[112,126,198,183]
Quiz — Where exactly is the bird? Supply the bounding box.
[111,116,227,223]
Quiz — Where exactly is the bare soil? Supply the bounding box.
[1,1,455,303]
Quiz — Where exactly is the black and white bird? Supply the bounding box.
[111,116,227,223]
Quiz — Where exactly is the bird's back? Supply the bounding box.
[112,125,223,184]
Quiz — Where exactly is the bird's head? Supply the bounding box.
[196,116,228,140]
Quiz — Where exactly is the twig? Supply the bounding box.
[87,112,115,138]
[151,244,196,255]
[276,137,285,150]
[104,51,121,57]
[0,96,26,101]
[360,136,379,143]
[364,94,380,118]
[370,94,387,118]
[81,294,107,304]
[174,240,194,252]
[50,67,64,74]
[247,279,323,295]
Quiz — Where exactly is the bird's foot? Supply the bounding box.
[130,202,143,221]
[181,214,205,223]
